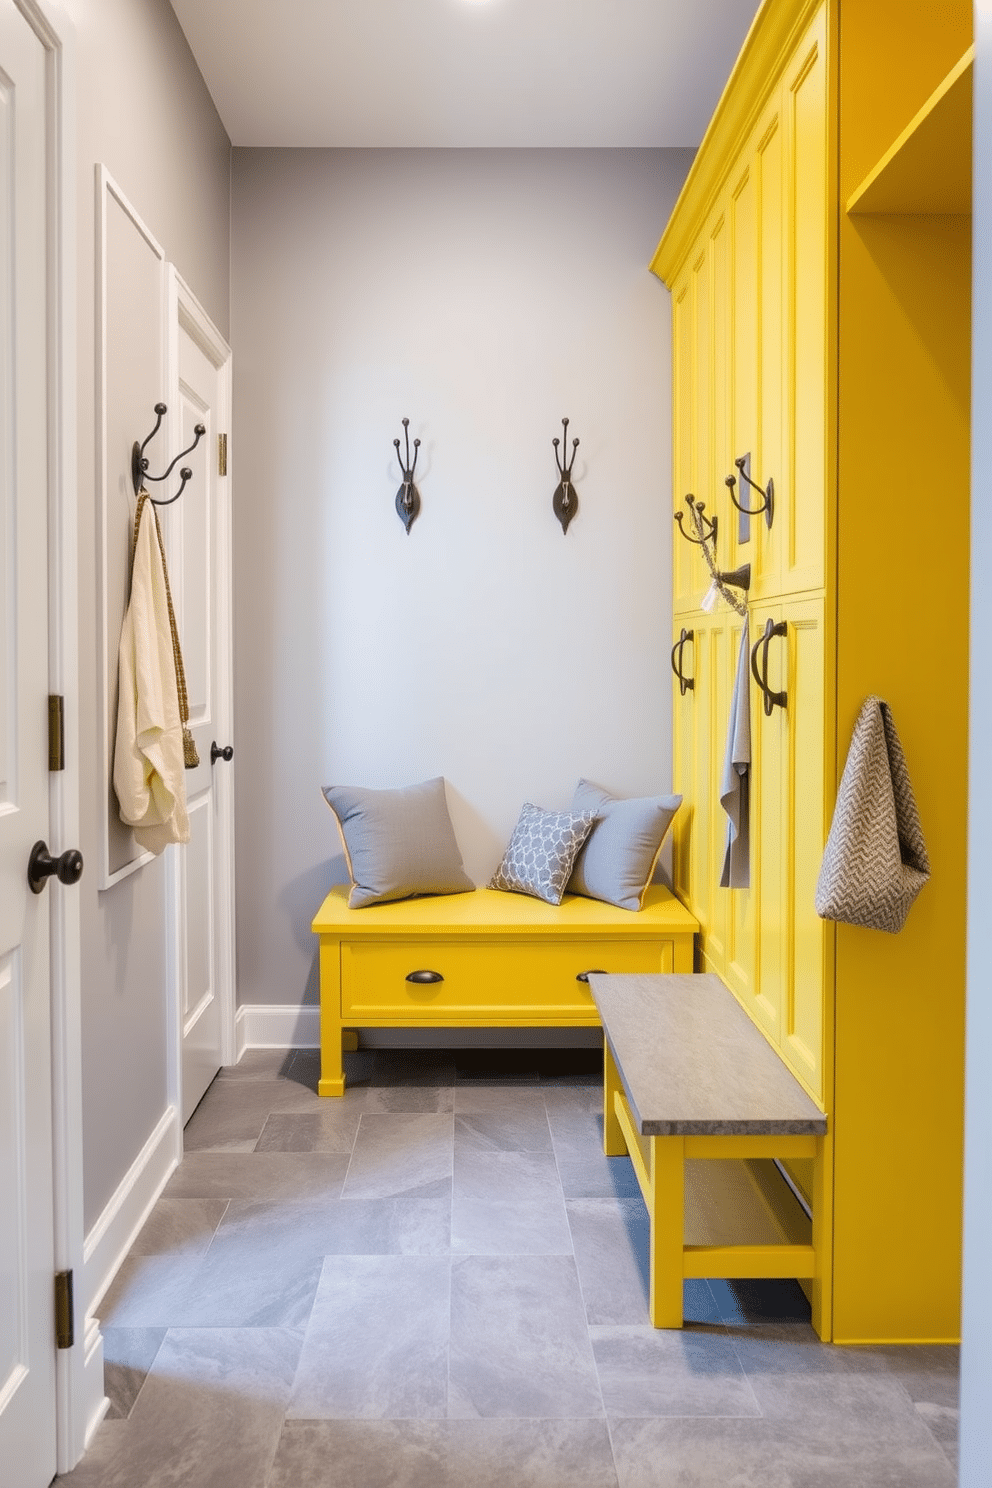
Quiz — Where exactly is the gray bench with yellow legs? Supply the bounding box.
[590,972,829,1332]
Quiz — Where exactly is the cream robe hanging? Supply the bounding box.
[113,494,190,852]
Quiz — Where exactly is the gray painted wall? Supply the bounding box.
[230,146,693,1014]
[62,0,230,1231]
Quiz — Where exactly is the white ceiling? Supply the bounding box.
[168,0,762,149]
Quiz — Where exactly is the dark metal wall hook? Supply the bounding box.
[674,495,717,547]
[393,417,422,534]
[671,627,695,696]
[750,617,788,716]
[726,454,774,528]
[716,563,751,592]
[131,402,206,505]
[552,417,580,534]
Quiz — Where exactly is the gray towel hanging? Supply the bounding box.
[719,618,751,889]
[815,696,930,934]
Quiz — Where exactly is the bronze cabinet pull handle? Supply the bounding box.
[671,628,695,696]
[576,970,608,983]
[405,970,444,984]
[750,618,788,716]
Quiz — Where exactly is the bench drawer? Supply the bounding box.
[340,938,674,1023]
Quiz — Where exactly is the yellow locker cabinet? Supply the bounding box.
[656,0,970,1345]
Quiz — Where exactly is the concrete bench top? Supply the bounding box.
[589,972,827,1137]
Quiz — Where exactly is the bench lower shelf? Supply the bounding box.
[604,1034,827,1331]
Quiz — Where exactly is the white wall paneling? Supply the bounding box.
[95,166,166,886]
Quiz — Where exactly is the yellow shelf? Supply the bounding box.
[846,45,973,215]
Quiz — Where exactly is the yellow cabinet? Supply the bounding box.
[669,4,828,613]
[656,0,969,1344]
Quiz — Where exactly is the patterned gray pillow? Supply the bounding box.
[489,802,596,906]
[322,777,474,908]
[566,779,683,912]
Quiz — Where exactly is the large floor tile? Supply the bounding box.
[708,1277,812,1327]
[101,1327,166,1419]
[58,1329,302,1488]
[566,1197,650,1325]
[254,1107,362,1153]
[342,1112,454,1200]
[451,1194,573,1255]
[211,1187,452,1260]
[547,1103,641,1199]
[364,1084,456,1114]
[453,1146,563,1204]
[289,1255,450,1419]
[453,1086,552,1115]
[876,1342,961,1407]
[163,1150,350,1203]
[455,1106,553,1154]
[268,1418,620,1488]
[215,1050,295,1081]
[590,1325,760,1419]
[371,1050,460,1086]
[729,1322,889,1379]
[99,1249,323,1330]
[129,1197,228,1257]
[448,1254,603,1419]
[611,1413,956,1488]
[184,1079,324,1151]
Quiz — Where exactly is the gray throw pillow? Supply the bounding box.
[489,802,596,907]
[566,779,682,911]
[322,777,474,908]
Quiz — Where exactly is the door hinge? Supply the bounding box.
[55,1270,74,1349]
[218,432,227,477]
[48,695,64,771]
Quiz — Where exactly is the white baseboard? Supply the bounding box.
[235,1003,320,1059]
[82,1104,180,1322]
[81,1317,110,1449]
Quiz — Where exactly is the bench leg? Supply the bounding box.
[603,1041,626,1156]
[318,939,346,1097]
[648,1135,685,1328]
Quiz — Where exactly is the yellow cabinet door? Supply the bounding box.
[746,595,827,1103]
[782,2,828,597]
[670,619,697,910]
[746,600,788,1049]
[672,607,754,984]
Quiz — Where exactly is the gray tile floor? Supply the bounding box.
[57,1047,960,1487]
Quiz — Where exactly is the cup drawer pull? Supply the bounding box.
[576,969,608,984]
[405,969,444,985]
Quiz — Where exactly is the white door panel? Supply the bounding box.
[0,1,58,1481]
[166,279,234,1125]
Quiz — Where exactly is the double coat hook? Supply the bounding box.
[132,402,206,505]
[725,453,774,528]
[552,418,580,535]
[393,418,421,534]
[673,495,750,617]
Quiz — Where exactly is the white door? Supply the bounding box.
[0,2,59,1483]
[164,276,235,1124]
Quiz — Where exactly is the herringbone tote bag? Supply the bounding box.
[814,696,930,934]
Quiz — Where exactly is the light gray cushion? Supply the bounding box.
[566,779,682,911]
[489,802,596,906]
[322,777,473,908]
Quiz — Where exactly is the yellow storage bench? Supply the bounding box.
[311,885,699,1096]
[590,971,829,1331]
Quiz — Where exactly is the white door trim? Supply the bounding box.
[166,267,236,1101]
[12,0,87,1472]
